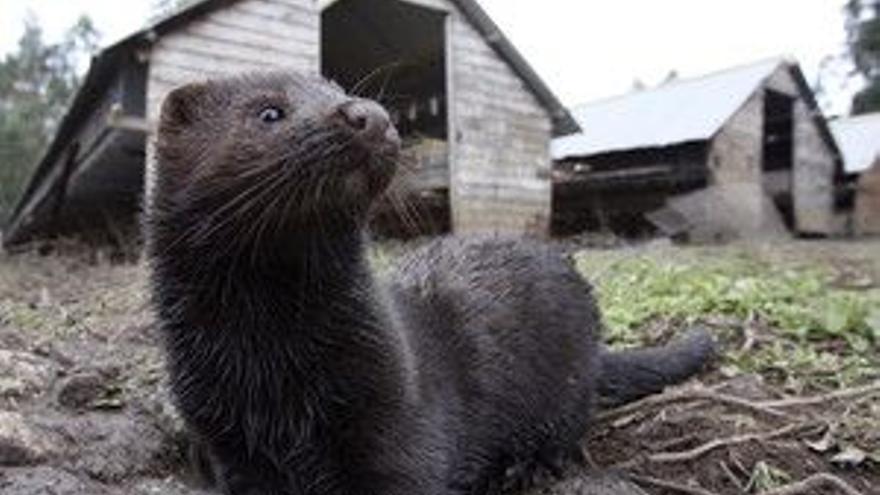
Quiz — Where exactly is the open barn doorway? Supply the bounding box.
[762,90,796,230]
[321,0,451,236]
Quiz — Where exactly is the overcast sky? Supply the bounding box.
[0,0,860,115]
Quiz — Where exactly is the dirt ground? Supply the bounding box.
[0,238,877,495]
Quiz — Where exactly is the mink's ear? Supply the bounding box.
[159,82,210,131]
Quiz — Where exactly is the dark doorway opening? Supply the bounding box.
[762,90,795,230]
[321,0,450,236]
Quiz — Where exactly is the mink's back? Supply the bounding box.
[389,236,602,490]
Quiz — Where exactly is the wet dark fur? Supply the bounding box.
[146,72,715,495]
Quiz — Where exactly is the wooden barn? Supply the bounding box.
[3,0,577,248]
[552,58,846,241]
[831,112,880,235]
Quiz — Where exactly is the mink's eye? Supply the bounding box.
[258,106,285,123]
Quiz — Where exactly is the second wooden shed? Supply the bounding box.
[552,58,845,241]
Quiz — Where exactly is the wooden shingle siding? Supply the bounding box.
[184,18,317,48]
[145,1,319,124]
[447,8,553,234]
[792,104,837,234]
[146,0,319,120]
[707,66,838,235]
[230,0,319,27]
[762,68,837,234]
[144,0,319,198]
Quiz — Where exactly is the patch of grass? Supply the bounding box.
[574,246,880,388]
[0,299,79,338]
[745,461,792,492]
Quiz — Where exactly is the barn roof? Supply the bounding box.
[830,113,880,174]
[552,58,788,160]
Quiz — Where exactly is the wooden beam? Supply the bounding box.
[107,104,150,133]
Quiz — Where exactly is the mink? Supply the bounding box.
[145,71,714,495]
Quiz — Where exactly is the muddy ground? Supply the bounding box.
[0,239,878,495]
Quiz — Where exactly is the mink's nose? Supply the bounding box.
[337,99,401,151]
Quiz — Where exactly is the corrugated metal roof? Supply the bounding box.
[830,113,880,174]
[552,58,785,160]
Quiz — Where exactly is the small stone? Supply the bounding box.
[0,411,57,466]
[0,350,56,399]
[42,412,180,483]
[56,371,120,411]
[0,466,108,495]
[831,446,868,467]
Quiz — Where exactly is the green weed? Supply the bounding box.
[574,247,880,387]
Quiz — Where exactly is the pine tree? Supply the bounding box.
[0,15,100,225]
[846,0,880,114]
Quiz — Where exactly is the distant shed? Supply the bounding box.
[830,113,880,235]
[552,58,845,241]
[4,0,576,248]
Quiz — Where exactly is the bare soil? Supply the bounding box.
[0,239,877,495]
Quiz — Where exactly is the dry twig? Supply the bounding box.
[598,385,795,423]
[758,381,880,409]
[648,422,814,463]
[758,472,865,495]
[718,460,745,491]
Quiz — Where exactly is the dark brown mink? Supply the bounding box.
[145,71,715,495]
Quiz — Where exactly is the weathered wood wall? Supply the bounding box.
[854,159,880,235]
[399,0,555,235]
[705,89,769,237]
[552,144,708,236]
[7,60,147,245]
[447,8,553,235]
[708,65,839,236]
[144,0,320,198]
[763,67,838,234]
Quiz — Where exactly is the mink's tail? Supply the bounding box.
[597,328,717,407]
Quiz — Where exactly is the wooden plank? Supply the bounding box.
[195,6,318,44]
[153,45,314,77]
[159,32,315,68]
[151,58,229,81]
[455,175,549,193]
[456,102,545,120]
[458,141,546,157]
[403,172,449,190]
[151,49,271,75]
[394,0,451,12]
[72,91,119,167]
[194,15,318,47]
[445,0,552,234]
[454,39,499,60]
[454,73,534,96]
[457,91,545,113]
[456,105,543,122]
[260,0,315,10]
[228,0,319,30]
[456,62,531,88]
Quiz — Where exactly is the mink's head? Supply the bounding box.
[152,71,401,254]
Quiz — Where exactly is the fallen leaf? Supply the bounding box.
[831,446,868,467]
